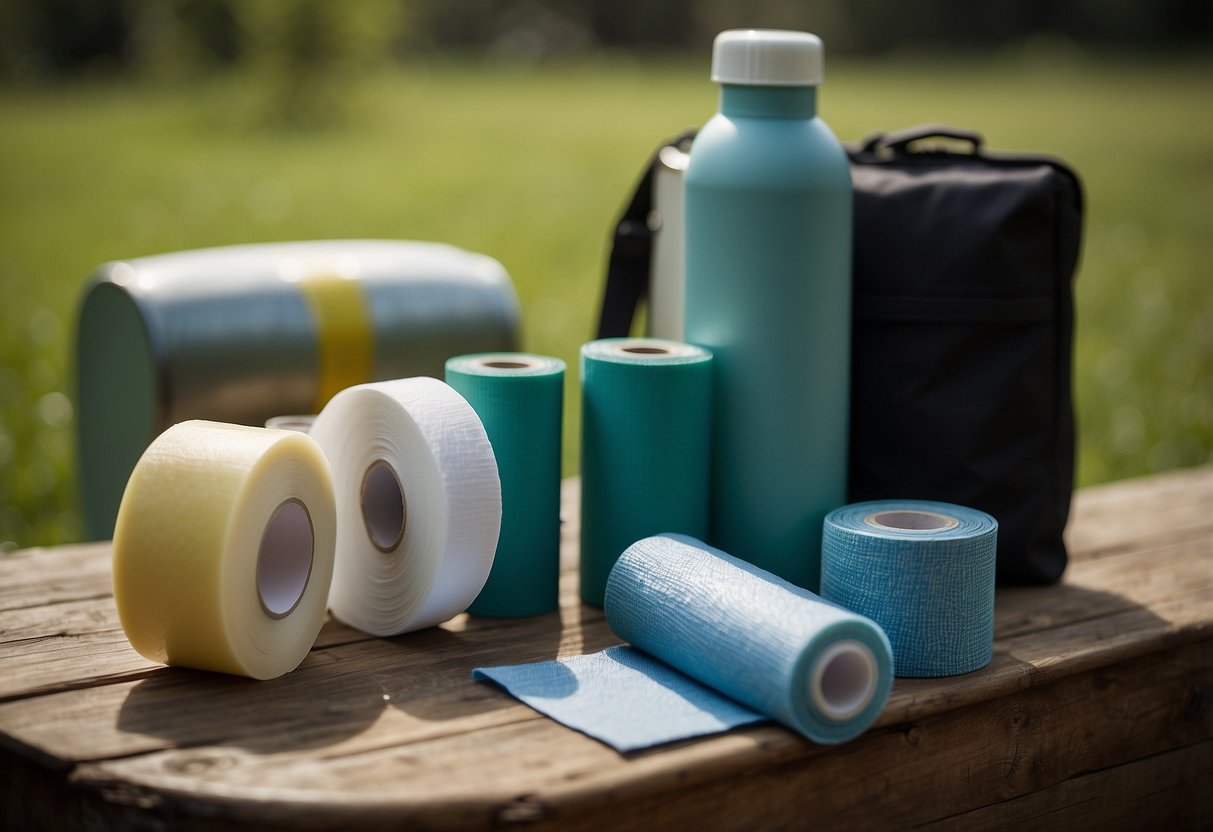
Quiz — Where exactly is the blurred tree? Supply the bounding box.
[587,0,696,50]
[234,0,403,126]
[128,0,241,79]
[1,0,1210,84]
[0,0,131,80]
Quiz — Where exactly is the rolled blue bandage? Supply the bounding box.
[821,500,998,678]
[605,534,894,745]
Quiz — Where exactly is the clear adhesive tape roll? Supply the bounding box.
[309,377,501,636]
[579,338,713,607]
[445,354,565,618]
[112,420,337,680]
[821,500,998,677]
[605,534,894,744]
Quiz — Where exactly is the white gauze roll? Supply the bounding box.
[309,377,501,635]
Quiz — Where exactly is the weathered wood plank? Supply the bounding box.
[0,498,590,703]
[884,593,1212,723]
[59,640,1212,831]
[918,740,1213,831]
[1065,498,1212,561]
[1,492,1205,706]
[1,472,1208,764]
[0,585,615,765]
[995,534,1213,638]
[0,543,112,611]
[0,465,1208,831]
[1067,463,1212,514]
[0,589,412,702]
[1065,464,1213,560]
[3,570,1206,776]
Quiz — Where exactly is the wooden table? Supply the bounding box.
[2,468,1211,830]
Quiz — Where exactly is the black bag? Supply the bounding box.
[597,124,1083,585]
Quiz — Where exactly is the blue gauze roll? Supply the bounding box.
[605,534,894,744]
[821,500,998,678]
[579,338,712,607]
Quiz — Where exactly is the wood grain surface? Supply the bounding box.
[2,471,1211,830]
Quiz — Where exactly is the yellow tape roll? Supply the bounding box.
[112,420,336,679]
[297,274,374,412]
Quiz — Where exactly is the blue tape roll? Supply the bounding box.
[821,500,998,678]
[579,338,712,607]
[605,534,893,745]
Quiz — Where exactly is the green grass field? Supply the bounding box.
[1,53,1211,549]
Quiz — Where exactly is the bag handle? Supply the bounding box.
[598,124,993,340]
[862,124,984,154]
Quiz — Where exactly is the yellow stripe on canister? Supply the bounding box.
[297,274,375,411]
[112,420,337,680]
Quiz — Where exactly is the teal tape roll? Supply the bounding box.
[821,500,998,678]
[579,338,712,607]
[446,353,565,617]
[605,534,894,745]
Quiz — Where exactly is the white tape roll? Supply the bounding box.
[309,377,501,636]
[112,421,337,680]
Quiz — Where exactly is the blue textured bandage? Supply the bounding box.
[822,500,998,678]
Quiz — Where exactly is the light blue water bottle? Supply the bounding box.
[684,29,852,591]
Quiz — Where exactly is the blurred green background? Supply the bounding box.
[1,0,1211,550]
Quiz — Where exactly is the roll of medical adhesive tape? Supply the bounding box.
[445,354,565,618]
[112,420,337,680]
[579,338,712,607]
[821,500,998,678]
[266,415,316,433]
[605,534,894,744]
[308,377,502,636]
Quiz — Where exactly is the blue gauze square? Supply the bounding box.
[473,644,767,752]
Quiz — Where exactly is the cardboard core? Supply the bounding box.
[866,509,959,532]
[810,640,878,721]
[622,346,671,355]
[256,498,314,619]
[480,360,534,370]
[361,459,407,552]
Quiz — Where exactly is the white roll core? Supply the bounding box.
[866,509,960,532]
[265,415,317,434]
[361,459,407,552]
[809,639,879,721]
[606,339,702,359]
[256,498,315,618]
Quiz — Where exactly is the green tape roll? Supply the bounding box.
[579,338,713,607]
[446,353,566,617]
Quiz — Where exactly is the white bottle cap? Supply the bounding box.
[710,29,824,87]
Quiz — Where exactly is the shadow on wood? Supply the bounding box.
[116,652,390,754]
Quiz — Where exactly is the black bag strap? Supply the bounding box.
[596,129,696,338]
[860,124,985,155]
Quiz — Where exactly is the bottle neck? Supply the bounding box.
[719,84,817,119]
